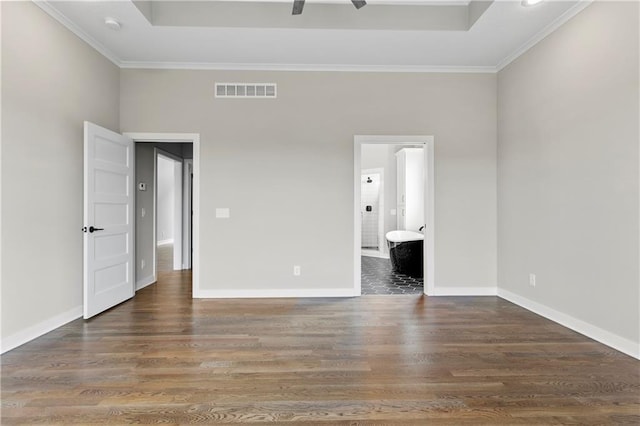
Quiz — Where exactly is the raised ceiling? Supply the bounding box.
[37,0,591,71]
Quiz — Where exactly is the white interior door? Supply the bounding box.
[83,121,134,319]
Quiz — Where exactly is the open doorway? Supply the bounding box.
[354,136,435,296]
[131,136,196,292]
[359,144,424,295]
[156,152,183,273]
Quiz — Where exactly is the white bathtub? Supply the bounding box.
[385,230,424,243]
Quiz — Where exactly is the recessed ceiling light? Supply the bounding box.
[104,17,121,31]
[521,0,543,6]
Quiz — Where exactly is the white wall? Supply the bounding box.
[121,70,497,293]
[361,144,397,252]
[156,155,175,244]
[497,2,639,354]
[1,2,120,345]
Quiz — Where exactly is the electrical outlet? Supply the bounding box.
[293,265,301,276]
[529,273,536,287]
[141,259,145,270]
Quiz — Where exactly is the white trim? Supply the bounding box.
[498,288,640,360]
[496,0,593,71]
[120,61,498,73]
[152,148,159,278]
[430,286,497,296]
[361,249,390,259]
[172,159,183,270]
[136,275,156,291]
[33,1,122,67]
[182,160,193,270]
[157,239,174,246]
[1,305,82,354]
[354,136,435,296]
[194,288,359,299]
[127,133,200,143]
[124,133,201,299]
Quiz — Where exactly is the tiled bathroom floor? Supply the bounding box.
[361,256,423,295]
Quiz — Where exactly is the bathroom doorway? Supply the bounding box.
[354,136,435,296]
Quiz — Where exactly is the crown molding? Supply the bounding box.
[496,0,594,72]
[119,61,498,73]
[34,0,592,75]
[34,1,122,67]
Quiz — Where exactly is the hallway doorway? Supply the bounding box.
[126,132,200,295]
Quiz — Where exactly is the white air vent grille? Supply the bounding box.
[215,83,277,99]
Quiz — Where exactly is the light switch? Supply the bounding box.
[390,209,397,216]
[216,208,230,218]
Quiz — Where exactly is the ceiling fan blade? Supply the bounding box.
[292,0,305,15]
[351,0,367,9]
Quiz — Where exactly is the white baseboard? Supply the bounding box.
[361,249,389,259]
[497,288,640,360]
[429,286,497,296]
[136,275,156,291]
[1,305,82,354]
[157,239,174,246]
[194,288,359,298]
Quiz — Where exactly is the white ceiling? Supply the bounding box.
[37,0,592,72]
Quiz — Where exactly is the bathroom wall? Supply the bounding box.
[360,174,381,248]
[361,144,400,254]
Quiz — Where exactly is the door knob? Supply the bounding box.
[83,226,104,233]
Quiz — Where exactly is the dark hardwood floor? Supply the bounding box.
[2,249,639,424]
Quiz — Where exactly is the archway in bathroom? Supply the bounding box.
[360,143,425,295]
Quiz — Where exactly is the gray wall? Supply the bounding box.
[121,70,498,291]
[497,2,639,345]
[1,2,120,337]
[135,144,155,287]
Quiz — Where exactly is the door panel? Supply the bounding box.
[83,121,134,319]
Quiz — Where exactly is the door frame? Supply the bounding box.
[182,159,193,270]
[125,132,200,296]
[155,149,184,271]
[354,135,435,295]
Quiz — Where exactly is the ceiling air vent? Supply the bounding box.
[215,83,277,99]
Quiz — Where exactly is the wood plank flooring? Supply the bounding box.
[2,250,639,424]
